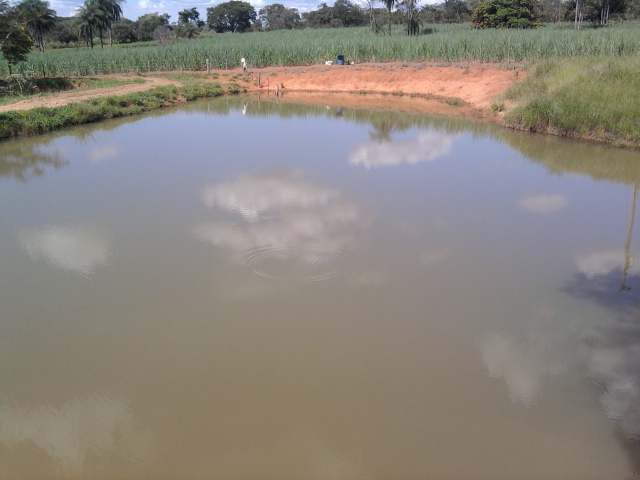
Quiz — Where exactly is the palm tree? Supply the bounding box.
[17,0,56,52]
[99,0,125,46]
[76,1,106,49]
[384,0,395,35]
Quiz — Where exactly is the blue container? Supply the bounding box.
[337,55,344,65]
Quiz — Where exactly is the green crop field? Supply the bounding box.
[2,22,639,76]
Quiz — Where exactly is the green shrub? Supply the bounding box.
[504,56,640,146]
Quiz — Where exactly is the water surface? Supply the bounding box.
[1,96,640,479]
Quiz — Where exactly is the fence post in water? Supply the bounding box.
[275,84,279,97]
[257,73,261,87]
[206,59,210,74]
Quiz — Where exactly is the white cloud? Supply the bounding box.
[19,224,113,275]
[518,193,569,214]
[349,131,457,169]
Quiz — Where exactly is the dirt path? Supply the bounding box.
[0,62,523,116]
[0,76,179,113]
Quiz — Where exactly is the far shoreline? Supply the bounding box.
[1,61,638,149]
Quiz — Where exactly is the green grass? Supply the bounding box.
[503,56,640,147]
[0,76,145,105]
[2,22,639,76]
[0,82,224,139]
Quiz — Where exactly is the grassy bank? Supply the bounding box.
[503,56,640,147]
[2,22,639,76]
[0,82,227,139]
[0,76,145,105]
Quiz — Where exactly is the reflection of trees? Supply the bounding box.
[586,311,640,470]
[499,131,640,186]
[621,182,638,291]
[564,270,640,314]
[565,180,640,312]
[0,139,67,182]
[561,179,640,467]
[176,94,499,139]
[369,117,400,142]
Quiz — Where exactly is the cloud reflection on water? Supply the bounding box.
[87,143,122,164]
[19,224,113,275]
[349,131,456,169]
[576,249,625,279]
[481,310,567,407]
[517,193,569,214]
[0,395,154,477]
[586,315,640,441]
[193,169,366,282]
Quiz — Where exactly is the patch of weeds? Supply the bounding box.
[491,102,505,112]
[225,82,245,94]
[497,63,521,71]
[392,91,404,96]
[444,97,464,106]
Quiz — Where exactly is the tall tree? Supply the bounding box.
[178,7,202,25]
[258,3,301,30]
[442,0,470,21]
[16,0,56,51]
[471,0,540,27]
[332,0,366,26]
[47,17,79,46]
[206,0,256,33]
[398,0,419,34]
[1,0,34,72]
[359,0,379,32]
[176,7,203,38]
[134,12,169,41]
[75,0,107,48]
[101,0,125,46]
[384,0,395,33]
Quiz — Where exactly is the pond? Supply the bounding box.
[1,96,639,479]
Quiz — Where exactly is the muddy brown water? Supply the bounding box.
[1,96,640,479]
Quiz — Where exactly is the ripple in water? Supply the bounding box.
[243,246,348,283]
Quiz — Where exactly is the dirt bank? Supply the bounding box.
[0,62,523,117]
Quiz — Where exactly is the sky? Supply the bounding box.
[49,0,367,21]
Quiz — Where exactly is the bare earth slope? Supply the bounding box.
[0,62,522,117]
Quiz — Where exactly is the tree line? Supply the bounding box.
[2,0,639,67]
